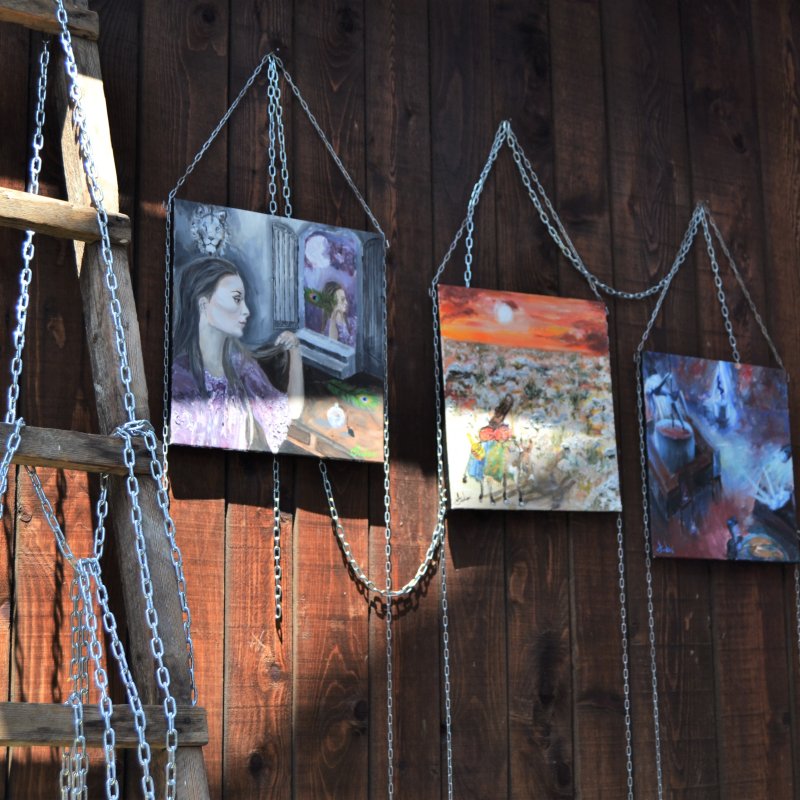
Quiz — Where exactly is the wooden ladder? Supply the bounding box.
[0,2,210,797]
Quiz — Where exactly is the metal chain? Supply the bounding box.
[5,38,49,426]
[0,418,24,522]
[267,56,293,217]
[77,565,120,799]
[706,211,786,373]
[461,121,509,287]
[795,566,800,686]
[63,692,87,800]
[275,58,388,245]
[267,58,279,216]
[272,456,283,621]
[701,215,740,363]
[61,574,88,800]
[634,348,665,800]
[440,530,454,800]
[91,557,156,800]
[1,40,50,520]
[24,462,158,798]
[615,514,634,800]
[140,424,197,703]
[161,54,276,477]
[56,1,137,423]
[113,422,179,798]
[704,209,790,376]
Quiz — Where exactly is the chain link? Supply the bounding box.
[634,355,664,800]
[272,456,283,621]
[267,58,279,216]
[56,1,138,422]
[139,424,197,703]
[706,211,787,375]
[113,422,179,797]
[161,54,276,478]
[615,514,634,800]
[1,40,50,520]
[795,566,800,686]
[91,557,156,799]
[5,39,49,426]
[701,215,740,363]
[276,58,388,245]
[440,531,454,800]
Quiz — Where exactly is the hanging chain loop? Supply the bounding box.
[272,456,283,621]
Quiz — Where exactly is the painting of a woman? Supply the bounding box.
[170,256,304,452]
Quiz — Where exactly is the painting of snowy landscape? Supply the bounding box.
[642,351,798,562]
[438,284,621,512]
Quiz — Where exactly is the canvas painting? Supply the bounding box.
[438,284,621,511]
[169,199,385,461]
[642,351,798,562]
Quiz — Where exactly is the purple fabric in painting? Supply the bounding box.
[171,350,290,453]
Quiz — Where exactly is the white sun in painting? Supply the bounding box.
[494,301,514,325]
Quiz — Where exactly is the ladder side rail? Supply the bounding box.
[51,9,210,800]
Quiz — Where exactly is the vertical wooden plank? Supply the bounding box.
[489,3,574,798]
[222,3,294,797]
[0,21,29,795]
[680,2,794,797]
[749,0,800,789]
[223,458,293,798]
[363,1,440,798]
[599,1,720,797]
[136,1,230,796]
[548,3,628,798]
[430,1,509,797]
[291,2,370,796]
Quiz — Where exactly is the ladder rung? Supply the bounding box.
[0,187,130,245]
[0,702,208,748]
[0,423,158,476]
[0,0,98,40]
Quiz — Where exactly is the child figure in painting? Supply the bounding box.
[171,257,304,453]
[463,394,514,504]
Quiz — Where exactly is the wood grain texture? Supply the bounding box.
[1,1,800,796]
[0,187,131,244]
[491,2,574,797]
[680,2,795,798]
[749,0,800,789]
[291,3,371,797]
[364,0,442,797]
[0,422,157,475]
[430,2,509,796]
[548,3,625,797]
[136,2,231,797]
[0,701,207,746]
[0,0,98,40]
[221,5,294,799]
[600,1,720,797]
[0,21,29,797]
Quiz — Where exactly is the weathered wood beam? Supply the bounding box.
[0,702,208,748]
[0,0,99,40]
[55,2,211,796]
[0,187,131,244]
[0,422,157,475]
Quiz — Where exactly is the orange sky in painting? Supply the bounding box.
[438,284,609,357]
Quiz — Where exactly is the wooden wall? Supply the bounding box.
[1,0,800,797]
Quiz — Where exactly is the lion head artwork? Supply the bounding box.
[190,204,229,256]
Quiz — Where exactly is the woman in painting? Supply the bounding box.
[170,256,304,453]
[463,393,514,503]
[325,281,355,345]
